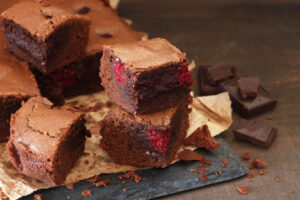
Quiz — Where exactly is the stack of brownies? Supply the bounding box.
[99,38,194,168]
[0,0,142,185]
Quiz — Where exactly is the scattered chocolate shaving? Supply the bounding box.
[241,152,250,160]
[219,159,228,168]
[249,158,267,169]
[34,194,43,200]
[118,171,143,183]
[178,149,203,161]
[123,188,127,192]
[65,183,74,190]
[86,175,110,187]
[191,168,208,174]
[247,172,256,178]
[183,125,220,151]
[236,186,249,195]
[198,158,212,167]
[275,177,280,182]
[199,173,208,182]
[81,189,92,197]
[258,170,265,175]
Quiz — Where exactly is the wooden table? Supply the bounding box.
[118,0,300,199]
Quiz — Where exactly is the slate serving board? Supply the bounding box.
[21,137,248,200]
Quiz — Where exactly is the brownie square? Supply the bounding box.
[7,97,90,185]
[0,44,40,142]
[234,119,277,148]
[198,64,237,95]
[1,1,91,74]
[100,104,189,168]
[219,78,277,118]
[100,38,193,114]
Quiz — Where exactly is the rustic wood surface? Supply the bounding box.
[118,0,300,199]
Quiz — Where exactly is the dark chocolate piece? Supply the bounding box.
[100,38,193,114]
[100,103,189,168]
[7,97,90,185]
[238,76,260,99]
[219,78,276,118]
[2,1,91,74]
[233,119,277,148]
[198,64,237,95]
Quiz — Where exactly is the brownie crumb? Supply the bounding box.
[118,171,143,183]
[247,172,256,178]
[236,186,249,195]
[227,155,232,159]
[249,158,267,169]
[86,175,110,187]
[184,125,220,151]
[123,188,127,192]
[275,177,280,182]
[199,173,208,182]
[178,149,203,161]
[34,194,43,200]
[86,175,99,183]
[229,165,233,168]
[198,158,212,167]
[65,183,74,190]
[241,152,251,160]
[219,159,228,168]
[258,170,265,175]
[245,179,251,183]
[191,168,208,174]
[81,189,92,197]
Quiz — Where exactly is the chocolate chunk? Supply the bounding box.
[219,78,276,118]
[178,149,203,161]
[198,65,237,95]
[207,65,236,86]
[238,77,260,99]
[233,119,277,148]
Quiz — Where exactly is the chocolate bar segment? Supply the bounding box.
[238,76,260,99]
[234,119,277,148]
[219,78,276,118]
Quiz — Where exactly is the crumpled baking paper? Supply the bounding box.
[0,90,232,200]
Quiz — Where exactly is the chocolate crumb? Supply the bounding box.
[122,180,127,184]
[275,177,280,182]
[198,158,212,167]
[250,158,267,169]
[219,159,228,168]
[66,183,74,190]
[227,155,232,159]
[191,168,208,174]
[236,186,249,195]
[199,173,207,182]
[86,175,99,183]
[34,194,43,200]
[81,189,92,197]
[118,171,143,183]
[258,170,265,175]
[123,188,127,192]
[241,152,250,160]
[178,149,203,161]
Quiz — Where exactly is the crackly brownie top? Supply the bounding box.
[46,0,142,54]
[1,1,90,42]
[104,38,188,71]
[107,104,179,127]
[10,97,84,157]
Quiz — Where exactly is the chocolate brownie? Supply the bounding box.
[100,38,193,114]
[7,97,90,185]
[219,77,277,118]
[0,31,40,142]
[198,64,237,95]
[100,104,189,168]
[27,0,142,104]
[234,119,277,148]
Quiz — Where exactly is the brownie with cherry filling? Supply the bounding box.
[0,30,40,142]
[28,0,142,105]
[1,1,91,74]
[100,38,193,114]
[100,103,189,168]
[7,97,90,185]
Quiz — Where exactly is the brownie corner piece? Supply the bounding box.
[100,103,189,168]
[100,38,193,114]
[1,1,91,74]
[7,96,90,185]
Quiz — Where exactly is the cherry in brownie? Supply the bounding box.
[1,1,91,74]
[7,97,90,185]
[100,104,189,168]
[100,38,193,114]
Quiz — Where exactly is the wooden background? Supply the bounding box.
[118,0,300,199]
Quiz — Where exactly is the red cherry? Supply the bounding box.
[54,67,75,88]
[176,65,193,86]
[113,61,125,85]
[148,128,170,152]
